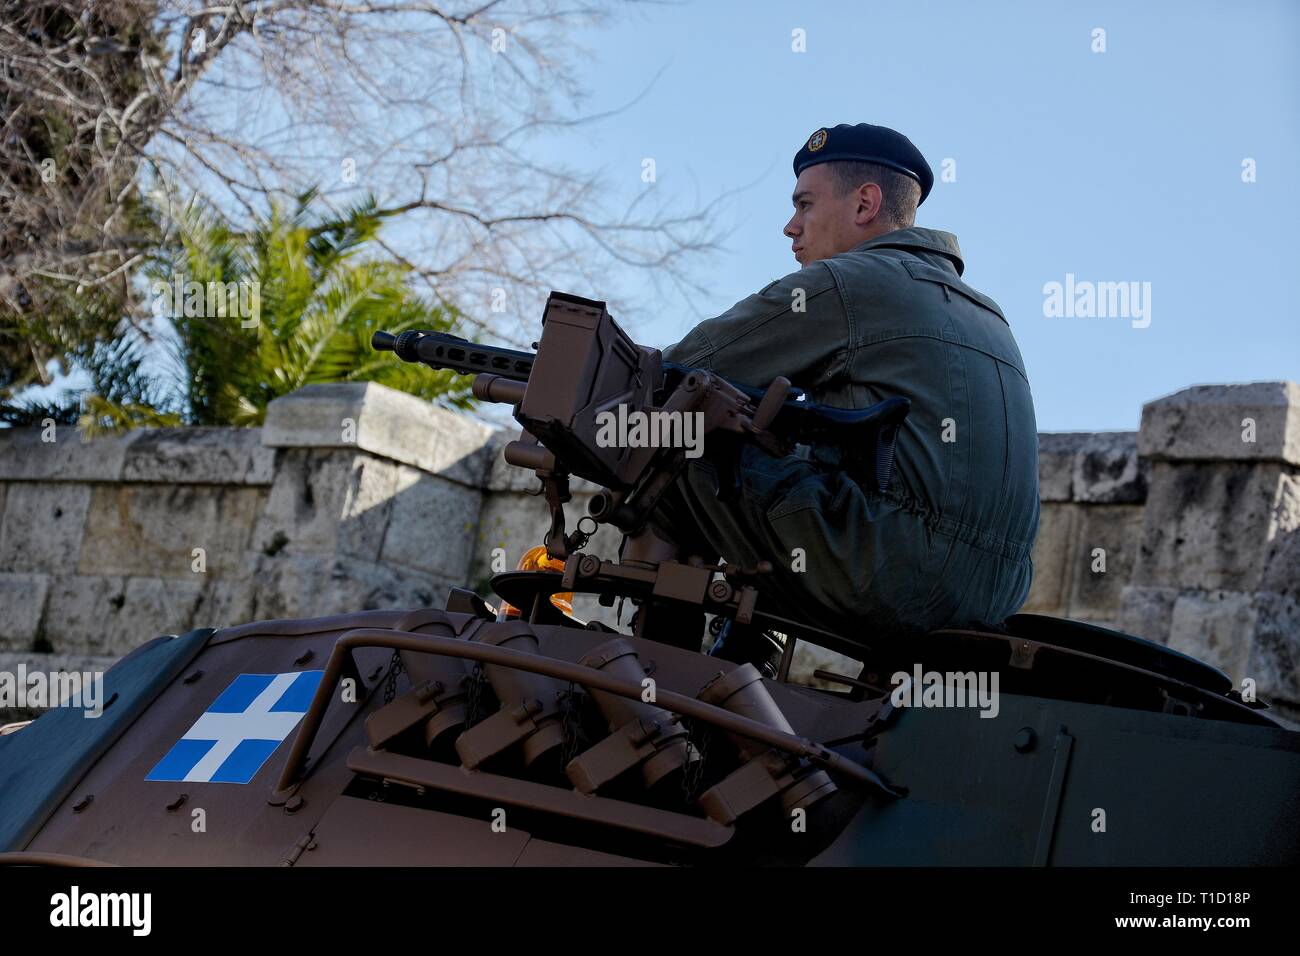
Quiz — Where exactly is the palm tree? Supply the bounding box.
[80,190,470,432]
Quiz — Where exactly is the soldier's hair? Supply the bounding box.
[826,160,921,228]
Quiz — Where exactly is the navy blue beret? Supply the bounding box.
[793,123,934,205]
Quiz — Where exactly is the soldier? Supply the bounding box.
[649,122,1040,650]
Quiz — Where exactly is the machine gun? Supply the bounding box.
[373,290,909,662]
[374,291,909,551]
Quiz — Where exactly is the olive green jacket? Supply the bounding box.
[660,227,1040,637]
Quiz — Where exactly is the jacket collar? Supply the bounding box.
[850,227,965,276]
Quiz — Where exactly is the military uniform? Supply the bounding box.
[656,225,1040,641]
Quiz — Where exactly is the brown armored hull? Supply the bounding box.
[5,604,1298,867]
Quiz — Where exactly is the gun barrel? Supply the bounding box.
[416,333,534,380]
[472,374,528,405]
[370,329,535,382]
[370,329,429,362]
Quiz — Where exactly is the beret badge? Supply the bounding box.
[807,128,828,152]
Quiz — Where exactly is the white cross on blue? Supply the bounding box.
[146,671,324,784]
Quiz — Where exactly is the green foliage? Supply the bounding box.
[0,0,166,406]
[78,190,471,431]
[0,291,172,427]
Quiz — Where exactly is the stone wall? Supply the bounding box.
[1120,383,1300,724]
[0,382,622,694]
[1021,431,1149,630]
[1,380,1296,723]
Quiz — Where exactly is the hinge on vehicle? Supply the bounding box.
[1031,726,1074,866]
[1158,688,1204,718]
[280,832,315,867]
[1009,640,1038,670]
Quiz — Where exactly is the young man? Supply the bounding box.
[654,123,1040,643]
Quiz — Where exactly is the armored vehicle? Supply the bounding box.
[2,292,1297,866]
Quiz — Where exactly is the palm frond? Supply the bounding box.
[80,190,473,429]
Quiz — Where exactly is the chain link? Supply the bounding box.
[680,718,710,804]
[567,515,598,553]
[464,662,486,726]
[383,650,404,704]
[558,682,588,766]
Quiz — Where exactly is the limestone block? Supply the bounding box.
[1036,432,1146,503]
[121,427,277,485]
[247,553,454,622]
[0,484,91,572]
[1133,462,1287,591]
[1261,471,1299,596]
[0,427,136,482]
[1066,504,1145,621]
[1166,590,1257,685]
[1117,585,1179,645]
[190,574,258,631]
[40,575,205,657]
[77,484,264,578]
[336,456,403,562]
[254,450,398,562]
[101,577,207,656]
[263,382,495,488]
[1245,592,1300,706]
[41,575,125,655]
[1072,432,1148,503]
[379,465,482,578]
[1138,381,1300,464]
[1036,434,1076,502]
[0,572,50,649]
[1022,503,1079,614]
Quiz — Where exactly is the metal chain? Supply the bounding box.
[558,682,588,766]
[680,718,710,804]
[383,650,404,704]
[464,663,486,726]
[566,516,598,553]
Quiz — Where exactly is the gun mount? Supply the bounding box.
[375,292,908,616]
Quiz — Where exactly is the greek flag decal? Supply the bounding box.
[146,671,323,784]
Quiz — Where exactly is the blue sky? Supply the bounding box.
[23,0,1295,433]
[534,0,1298,431]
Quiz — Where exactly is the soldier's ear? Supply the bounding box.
[855,182,884,225]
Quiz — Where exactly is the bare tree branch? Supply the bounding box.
[1,0,724,395]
